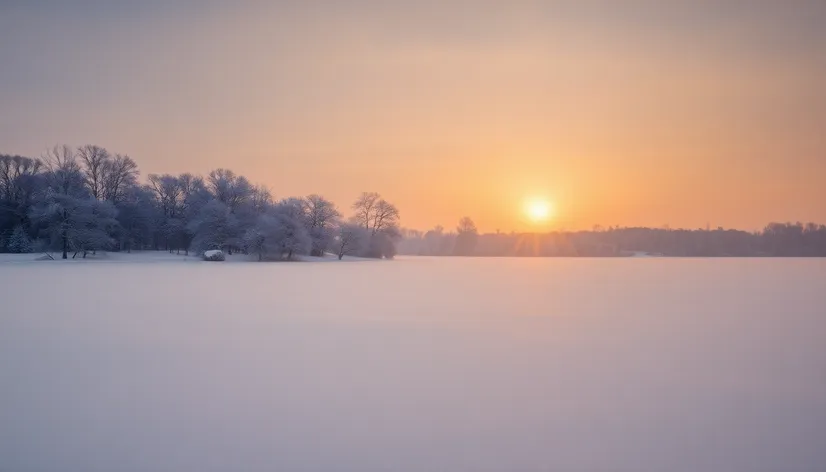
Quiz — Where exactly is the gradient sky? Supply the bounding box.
[2,1,825,232]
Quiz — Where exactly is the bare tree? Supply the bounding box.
[77,145,110,200]
[371,199,400,235]
[0,154,42,203]
[304,194,341,256]
[101,154,138,203]
[147,174,182,219]
[351,192,399,235]
[350,192,401,258]
[335,223,366,260]
[351,192,380,231]
[453,216,478,256]
[42,145,84,196]
[147,174,184,251]
[457,217,477,234]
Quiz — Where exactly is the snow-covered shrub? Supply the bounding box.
[203,249,225,261]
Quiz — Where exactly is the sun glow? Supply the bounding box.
[524,198,553,223]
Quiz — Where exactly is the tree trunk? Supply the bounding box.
[61,212,68,259]
[338,253,343,260]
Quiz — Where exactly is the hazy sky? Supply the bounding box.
[2,1,825,231]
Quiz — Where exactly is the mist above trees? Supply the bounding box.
[400,221,826,257]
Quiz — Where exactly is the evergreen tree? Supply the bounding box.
[7,225,32,253]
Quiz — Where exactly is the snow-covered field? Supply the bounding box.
[1,257,825,471]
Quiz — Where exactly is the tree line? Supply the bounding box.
[0,148,400,260]
[399,220,826,257]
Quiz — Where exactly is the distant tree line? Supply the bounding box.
[399,219,826,257]
[0,149,400,259]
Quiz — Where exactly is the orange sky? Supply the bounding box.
[1,1,825,232]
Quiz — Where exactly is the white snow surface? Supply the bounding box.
[1,257,825,471]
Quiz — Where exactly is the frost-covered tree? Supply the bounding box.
[0,154,44,241]
[275,197,305,219]
[207,169,253,210]
[243,213,282,261]
[77,145,140,205]
[30,146,88,258]
[188,199,239,254]
[7,225,32,253]
[31,195,118,258]
[271,200,312,259]
[250,185,273,214]
[33,148,117,258]
[335,223,367,260]
[243,223,268,261]
[243,203,312,261]
[304,194,341,256]
[68,199,118,257]
[175,174,212,254]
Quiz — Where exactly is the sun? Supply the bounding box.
[524,198,553,223]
